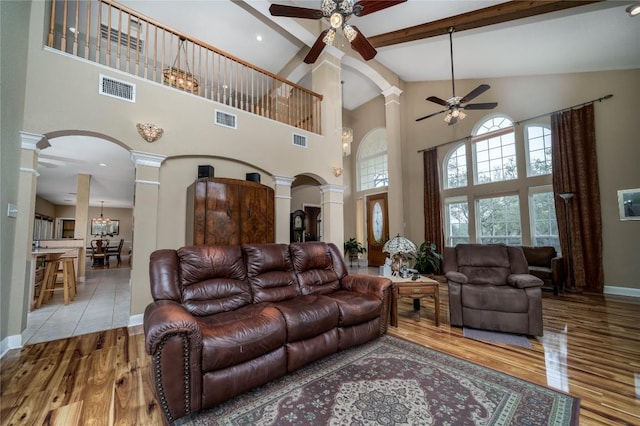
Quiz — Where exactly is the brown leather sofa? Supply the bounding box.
[443,243,544,336]
[144,241,391,423]
[520,246,563,295]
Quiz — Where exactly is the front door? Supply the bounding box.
[366,193,389,266]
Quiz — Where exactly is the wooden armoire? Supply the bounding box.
[186,177,275,245]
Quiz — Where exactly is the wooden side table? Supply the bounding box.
[389,276,439,327]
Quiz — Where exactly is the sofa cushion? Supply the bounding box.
[290,242,341,295]
[456,244,511,285]
[200,304,286,372]
[324,290,382,327]
[461,284,529,312]
[273,295,339,342]
[177,246,251,316]
[243,243,299,303]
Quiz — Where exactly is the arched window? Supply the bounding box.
[473,116,517,184]
[358,129,388,191]
[444,144,467,189]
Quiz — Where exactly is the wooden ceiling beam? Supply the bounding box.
[369,1,603,48]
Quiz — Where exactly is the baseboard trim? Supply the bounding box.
[0,334,23,359]
[129,313,144,327]
[604,285,640,298]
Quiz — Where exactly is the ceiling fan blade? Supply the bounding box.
[303,30,329,64]
[463,102,498,110]
[269,4,323,19]
[415,109,448,122]
[349,26,377,61]
[354,0,407,17]
[426,96,449,107]
[460,84,490,103]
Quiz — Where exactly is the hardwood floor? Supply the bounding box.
[1,289,639,425]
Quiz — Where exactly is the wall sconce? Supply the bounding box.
[136,123,164,143]
[332,167,343,177]
[341,127,352,157]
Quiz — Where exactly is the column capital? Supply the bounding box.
[319,184,345,195]
[130,151,166,167]
[274,176,295,187]
[382,86,403,100]
[20,131,47,152]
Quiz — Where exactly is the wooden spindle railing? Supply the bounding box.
[46,0,322,134]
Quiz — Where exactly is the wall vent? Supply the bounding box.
[99,74,136,102]
[292,133,308,148]
[215,110,237,129]
[100,23,143,52]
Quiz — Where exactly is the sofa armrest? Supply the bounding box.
[445,271,468,284]
[551,256,564,284]
[144,300,203,422]
[341,274,392,299]
[508,274,543,289]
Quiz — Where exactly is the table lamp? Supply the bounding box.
[382,234,417,276]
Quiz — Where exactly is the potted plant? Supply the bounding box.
[413,241,442,275]
[344,238,367,267]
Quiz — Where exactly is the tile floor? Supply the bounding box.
[23,259,131,345]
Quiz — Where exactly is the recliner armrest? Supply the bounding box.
[144,300,203,355]
[508,274,543,289]
[341,274,392,299]
[445,271,468,284]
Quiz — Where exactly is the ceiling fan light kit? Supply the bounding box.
[626,2,640,16]
[416,27,497,125]
[269,0,406,64]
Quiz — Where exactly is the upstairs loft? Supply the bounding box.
[46,0,323,134]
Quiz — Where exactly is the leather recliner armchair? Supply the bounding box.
[443,244,544,336]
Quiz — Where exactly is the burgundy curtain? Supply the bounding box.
[423,148,444,253]
[551,103,603,293]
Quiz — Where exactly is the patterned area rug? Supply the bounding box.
[463,327,533,349]
[176,335,579,426]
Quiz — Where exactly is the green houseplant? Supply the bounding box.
[344,238,367,267]
[413,241,442,275]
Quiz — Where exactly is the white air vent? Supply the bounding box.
[100,23,143,52]
[292,133,308,148]
[215,110,237,129]
[99,74,135,102]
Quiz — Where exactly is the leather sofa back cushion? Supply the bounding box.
[456,244,510,286]
[521,246,557,267]
[243,243,299,303]
[177,245,252,316]
[290,242,340,295]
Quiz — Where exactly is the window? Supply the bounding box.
[445,198,469,246]
[526,125,552,176]
[358,129,388,191]
[477,195,522,245]
[473,116,517,184]
[445,144,467,188]
[530,188,560,251]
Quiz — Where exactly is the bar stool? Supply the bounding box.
[35,257,76,308]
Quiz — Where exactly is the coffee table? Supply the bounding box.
[389,275,439,327]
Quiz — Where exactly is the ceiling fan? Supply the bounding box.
[269,0,406,64]
[416,27,497,125]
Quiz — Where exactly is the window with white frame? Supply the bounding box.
[477,195,522,245]
[526,125,552,176]
[444,197,469,246]
[445,144,467,189]
[473,116,517,184]
[529,187,560,251]
[358,129,388,191]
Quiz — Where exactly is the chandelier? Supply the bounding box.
[93,201,112,236]
[163,37,200,93]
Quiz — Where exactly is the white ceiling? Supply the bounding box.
[37,0,640,208]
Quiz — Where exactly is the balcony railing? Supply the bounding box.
[47,0,322,134]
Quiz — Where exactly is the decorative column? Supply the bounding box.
[129,151,166,322]
[274,176,295,244]
[382,86,404,237]
[74,173,90,281]
[319,184,345,249]
[8,132,44,343]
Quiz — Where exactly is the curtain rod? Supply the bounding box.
[417,93,613,153]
